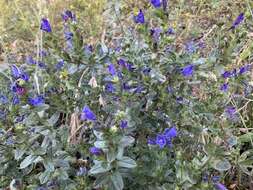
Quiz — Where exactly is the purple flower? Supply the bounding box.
[11,83,26,96]
[214,183,228,190]
[6,137,14,145]
[231,69,237,77]
[64,27,74,41]
[212,176,221,183]
[84,45,93,55]
[86,45,93,52]
[64,27,73,50]
[197,40,206,49]
[222,69,237,78]
[12,95,20,105]
[0,110,6,120]
[120,120,128,129]
[222,71,231,78]
[150,27,162,42]
[239,64,251,74]
[162,0,168,11]
[117,59,134,71]
[165,45,173,53]
[147,137,156,145]
[176,96,184,104]
[108,64,116,76]
[151,0,161,8]
[230,13,244,29]
[185,41,197,53]
[202,173,209,182]
[26,56,36,65]
[81,106,96,121]
[220,83,229,92]
[76,167,87,176]
[16,86,26,96]
[37,187,47,190]
[40,18,52,33]
[166,27,175,35]
[117,71,123,80]
[21,72,29,81]
[62,10,75,22]
[28,96,44,106]
[0,129,4,136]
[11,65,21,78]
[14,115,25,123]
[37,61,46,68]
[167,86,174,94]
[115,46,121,52]
[126,63,135,71]
[55,60,64,70]
[11,65,29,81]
[143,67,151,75]
[118,59,127,67]
[164,127,177,139]
[89,146,102,155]
[133,85,144,93]
[105,82,116,93]
[123,83,132,90]
[39,50,47,57]
[225,106,237,120]
[0,95,8,104]
[47,181,57,188]
[156,134,166,148]
[181,64,194,77]
[134,9,145,24]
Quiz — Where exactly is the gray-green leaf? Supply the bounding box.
[20,155,37,169]
[89,162,111,175]
[117,156,137,169]
[213,159,231,171]
[111,172,124,190]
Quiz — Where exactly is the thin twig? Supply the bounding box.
[231,98,253,146]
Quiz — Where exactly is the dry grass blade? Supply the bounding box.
[68,112,83,144]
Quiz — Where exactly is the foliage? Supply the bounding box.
[0,0,106,60]
[1,0,253,190]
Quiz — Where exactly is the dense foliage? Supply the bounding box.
[0,0,253,190]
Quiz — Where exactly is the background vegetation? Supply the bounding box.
[0,0,253,190]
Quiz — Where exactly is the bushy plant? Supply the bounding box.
[0,1,253,190]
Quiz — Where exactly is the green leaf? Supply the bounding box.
[39,170,52,184]
[94,140,108,149]
[240,42,253,60]
[47,112,60,126]
[43,159,55,172]
[227,136,237,147]
[89,162,111,175]
[56,168,69,180]
[239,132,253,143]
[101,43,108,54]
[111,172,124,190]
[34,104,50,112]
[20,155,37,169]
[107,149,117,163]
[213,159,231,171]
[94,173,110,188]
[116,146,124,159]
[119,136,135,147]
[14,149,26,160]
[93,130,104,140]
[117,156,137,169]
[33,156,43,163]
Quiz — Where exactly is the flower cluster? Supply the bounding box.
[222,64,252,78]
[0,2,250,189]
[148,127,177,148]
